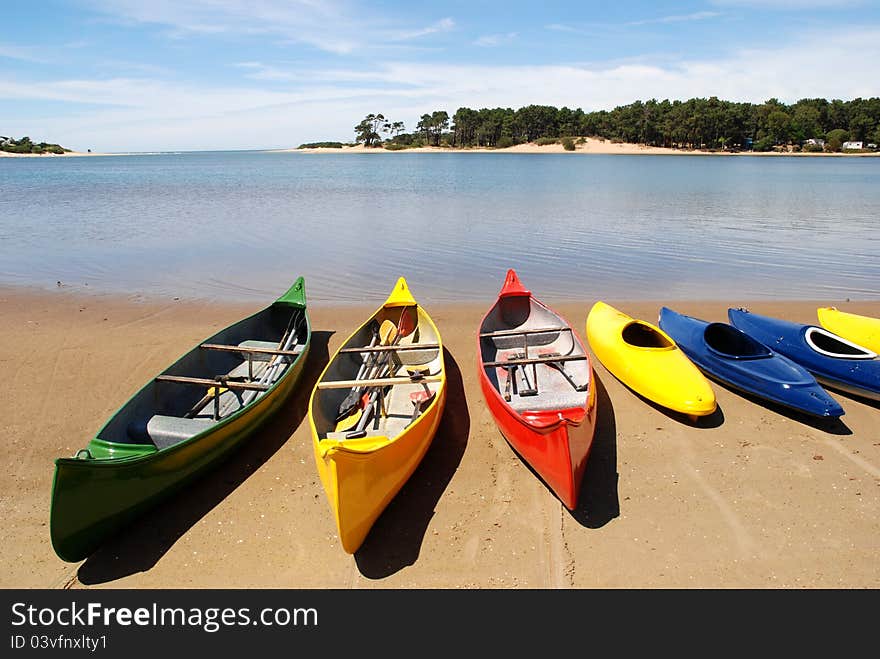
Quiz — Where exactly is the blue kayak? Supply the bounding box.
[658,307,844,418]
[728,308,880,402]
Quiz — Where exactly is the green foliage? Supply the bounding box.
[383,143,409,150]
[416,111,449,146]
[535,137,558,146]
[297,142,343,149]
[802,143,825,153]
[825,128,849,152]
[354,113,390,147]
[345,97,880,154]
[752,136,777,152]
[576,137,586,144]
[562,137,576,151]
[0,135,69,154]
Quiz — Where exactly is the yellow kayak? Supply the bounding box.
[586,301,716,418]
[817,307,880,354]
[308,277,446,553]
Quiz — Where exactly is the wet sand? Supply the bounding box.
[1,287,878,589]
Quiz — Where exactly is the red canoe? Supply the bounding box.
[477,269,598,509]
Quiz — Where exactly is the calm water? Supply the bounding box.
[1,151,878,305]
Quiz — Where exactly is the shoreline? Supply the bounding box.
[283,141,880,157]
[3,143,875,158]
[7,282,880,309]
[0,150,122,158]
[2,286,879,588]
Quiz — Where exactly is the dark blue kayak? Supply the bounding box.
[728,308,880,402]
[658,307,844,418]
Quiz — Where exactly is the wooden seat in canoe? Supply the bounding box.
[139,340,300,447]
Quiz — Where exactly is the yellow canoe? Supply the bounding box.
[586,301,716,418]
[308,277,447,553]
[817,307,880,354]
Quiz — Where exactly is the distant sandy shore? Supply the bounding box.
[2,285,878,589]
[284,141,879,156]
[0,150,118,158]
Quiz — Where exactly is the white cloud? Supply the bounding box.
[4,26,878,151]
[627,12,723,26]
[474,32,518,47]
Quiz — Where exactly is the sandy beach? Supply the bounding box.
[288,141,879,156]
[1,287,878,589]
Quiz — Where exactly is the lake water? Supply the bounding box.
[1,151,878,305]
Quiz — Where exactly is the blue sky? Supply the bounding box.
[2,0,878,151]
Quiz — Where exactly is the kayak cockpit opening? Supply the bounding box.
[704,323,772,359]
[622,321,674,349]
[804,326,877,360]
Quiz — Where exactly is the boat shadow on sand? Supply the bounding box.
[565,372,621,529]
[617,382,727,430]
[502,371,621,529]
[353,348,469,579]
[75,330,334,586]
[508,370,620,529]
[507,371,622,529]
[712,381,852,436]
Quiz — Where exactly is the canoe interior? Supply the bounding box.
[92,303,308,456]
[312,305,442,440]
[704,323,771,359]
[480,295,589,413]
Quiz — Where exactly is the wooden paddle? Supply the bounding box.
[333,321,399,432]
[333,306,415,434]
[335,320,382,422]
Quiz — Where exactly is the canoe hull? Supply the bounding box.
[478,370,595,510]
[728,308,880,402]
[477,269,597,510]
[586,301,716,417]
[50,364,305,562]
[313,385,446,553]
[50,279,311,562]
[309,277,447,554]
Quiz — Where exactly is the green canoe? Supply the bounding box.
[50,277,311,562]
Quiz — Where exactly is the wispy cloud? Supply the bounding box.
[474,32,518,47]
[712,0,863,8]
[0,42,46,63]
[545,23,580,33]
[390,18,455,41]
[627,11,723,26]
[88,1,454,54]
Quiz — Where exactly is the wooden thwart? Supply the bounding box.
[200,343,303,357]
[155,374,270,392]
[484,354,587,368]
[317,374,444,390]
[338,343,440,354]
[479,326,571,339]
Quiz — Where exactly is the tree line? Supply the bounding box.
[347,97,880,152]
[1,135,70,154]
